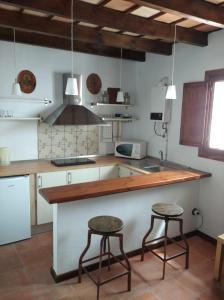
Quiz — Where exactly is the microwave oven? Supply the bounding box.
[114,140,147,159]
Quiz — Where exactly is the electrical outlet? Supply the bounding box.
[192,208,200,215]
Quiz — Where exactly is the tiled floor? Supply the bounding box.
[0,232,224,300]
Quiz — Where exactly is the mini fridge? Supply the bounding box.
[0,175,31,245]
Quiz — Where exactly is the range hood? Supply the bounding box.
[43,73,105,126]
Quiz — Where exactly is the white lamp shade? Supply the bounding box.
[116,91,125,103]
[12,81,22,96]
[166,84,176,100]
[65,77,78,96]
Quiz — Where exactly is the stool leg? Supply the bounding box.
[78,230,92,283]
[107,237,111,271]
[162,218,169,280]
[214,240,223,281]
[97,236,106,300]
[141,215,155,261]
[118,234,131,292]
[179,219,189,269]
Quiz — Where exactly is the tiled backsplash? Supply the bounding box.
[38,123,99,159]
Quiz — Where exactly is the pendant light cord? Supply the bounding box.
[119,48,123,90]
[71,0,74,78]
[171,25,177,85]
[13,28,17,81]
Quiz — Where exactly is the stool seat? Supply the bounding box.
[88,215,123,234]
[152,203,184,217]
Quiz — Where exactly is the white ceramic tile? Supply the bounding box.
[64,132,76,144]
[38,144,52,159]
[51,143,65,158]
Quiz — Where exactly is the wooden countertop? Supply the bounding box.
[0,156,123,177]
[40,169,211,204]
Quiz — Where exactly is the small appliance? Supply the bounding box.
[115,140,147,159]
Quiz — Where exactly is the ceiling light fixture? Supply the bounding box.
[116,48,125,103]
[65,0,78,96]
[12,28,22,96]
[166,24,177,100]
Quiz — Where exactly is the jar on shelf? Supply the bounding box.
[101,91,108,103]
[124,92,130,104]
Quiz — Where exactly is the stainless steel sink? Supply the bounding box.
[143,165,167,172]
[124,158,172,173]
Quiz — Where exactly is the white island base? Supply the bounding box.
[52,180,200,279]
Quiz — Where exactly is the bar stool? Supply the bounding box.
[141,202,189,279]
[78,215,131,300]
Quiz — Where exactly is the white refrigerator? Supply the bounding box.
[0,175,31,245]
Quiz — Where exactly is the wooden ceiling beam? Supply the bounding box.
[0,26,146,61]
[0,0,208,46]
[128,0,224,28]
[0,8,171,55]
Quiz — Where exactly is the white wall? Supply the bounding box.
[127,30,224,238]
[0,40,136,160]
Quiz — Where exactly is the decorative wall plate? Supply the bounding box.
[86,73,102,94]
[18,70,36,94]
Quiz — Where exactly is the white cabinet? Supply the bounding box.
[99,165,119,180]
[67,167,100,184]
[36,171,67,225]
[118,166,141,177]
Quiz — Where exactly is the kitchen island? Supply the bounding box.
[40,161,210,281]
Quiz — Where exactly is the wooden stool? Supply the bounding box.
[141,202,189,279]
[214,234,224,281]
[78,215,131,300]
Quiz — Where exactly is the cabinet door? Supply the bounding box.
[118,166,131,177]
[67,167,100,184]
[129,170,141,176]
[99,166,119,180]
[119,166,141,177]
[37,171,67,225]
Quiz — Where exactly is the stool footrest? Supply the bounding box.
[144,236,187,251]
[150,249,187,262]
[82,251,129,271]
[83,265,129,286]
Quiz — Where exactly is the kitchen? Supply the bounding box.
[0,1,224,300]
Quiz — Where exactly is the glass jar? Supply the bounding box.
[101,91,108,103]
[124,92,130,104]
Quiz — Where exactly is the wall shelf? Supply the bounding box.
[0,117,41,121]
[102,117,137,122]
[91,102,133,107]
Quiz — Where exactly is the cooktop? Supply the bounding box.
[51,158,96,167]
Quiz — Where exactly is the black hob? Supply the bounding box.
[51,158,96,167]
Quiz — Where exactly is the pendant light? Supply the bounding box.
[65,0,78,96]
[12,28,22,96]
[116,48,125,103]
[166,24,177,100]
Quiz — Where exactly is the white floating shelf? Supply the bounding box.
[91,102,133,107]
[102,117,137,122]
[0,117,41,121]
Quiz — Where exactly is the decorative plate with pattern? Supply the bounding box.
[18,70,36,94]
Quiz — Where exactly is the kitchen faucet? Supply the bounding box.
[159,150,164,163]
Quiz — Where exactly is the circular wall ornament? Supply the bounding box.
[18,70,36,94]
[86,73,102,94]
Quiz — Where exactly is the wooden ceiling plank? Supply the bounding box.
[0,26,146,61]
[76,25,172,55]
[0,0,208,46]
[74,1,208,46]
[0,8,171,54]
[128,0,224,28]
